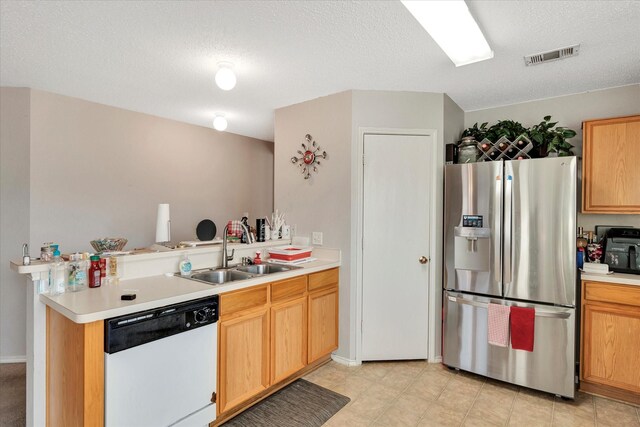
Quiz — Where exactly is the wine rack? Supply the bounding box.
[477,135,533,162]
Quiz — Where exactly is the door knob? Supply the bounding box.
[419,256,429,264]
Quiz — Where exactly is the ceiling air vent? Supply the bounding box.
[524,44,580,66]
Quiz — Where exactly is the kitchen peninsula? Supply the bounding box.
[11,242,341,426]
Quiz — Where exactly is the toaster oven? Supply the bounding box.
[602,228,640,275]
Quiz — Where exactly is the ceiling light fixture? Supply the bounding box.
[215,62,236,90]
[213,115,228,131]
[401,0,493,67]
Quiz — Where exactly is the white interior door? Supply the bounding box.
[362,133,431,360]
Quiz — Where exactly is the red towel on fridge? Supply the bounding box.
[487,303,510,347]
[510,306,535,351]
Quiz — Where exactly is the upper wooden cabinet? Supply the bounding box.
[582,115,640,213]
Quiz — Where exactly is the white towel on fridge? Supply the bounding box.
[487,303,510,347]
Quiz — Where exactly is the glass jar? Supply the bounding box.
[458,137,480,164]
[41,246,53,262]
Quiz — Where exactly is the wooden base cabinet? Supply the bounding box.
[218,308,270,413]
[308,268,339,364]
[581,281,640,404]
[218,286,270,414]
[46,307,104,427]
[216,268,339,420]
[271,297,307,383]
[270,275,308,384]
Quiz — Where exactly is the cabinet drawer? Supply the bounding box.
[583,281,640,307]
[220,285,268,316]
[309,268,339,292]
[271,276,307,304]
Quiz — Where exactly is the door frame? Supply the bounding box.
[354,127,440,364]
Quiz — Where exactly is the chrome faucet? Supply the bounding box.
[222,223,254,268]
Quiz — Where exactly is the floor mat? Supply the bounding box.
[222,379,350,426]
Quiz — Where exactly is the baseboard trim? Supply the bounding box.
[580,381,640,406]
[0,356,27,364]
[429,356,442,364]
[331,354,361,367]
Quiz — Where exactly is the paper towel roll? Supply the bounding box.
[155,204,171,243]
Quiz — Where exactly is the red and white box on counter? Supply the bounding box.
[268,246,313,262]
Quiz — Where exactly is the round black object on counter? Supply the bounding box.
[196,219,217,241]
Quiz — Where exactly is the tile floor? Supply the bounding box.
[303,360,640,427]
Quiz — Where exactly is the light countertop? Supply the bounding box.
[40,257,340,324]
[581,271,640,287]
[10,240,286,275]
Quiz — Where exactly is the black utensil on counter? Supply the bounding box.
[196,219,217,241]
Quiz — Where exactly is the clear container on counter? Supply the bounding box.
[67,253,86,292]
[48,250,66,296]
[108,256,120,285]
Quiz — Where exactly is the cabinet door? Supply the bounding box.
[271,297,307,384]
[218,309,269,414]
[583,302,640,393]
[308,286,339,364]
[582,115,640,213]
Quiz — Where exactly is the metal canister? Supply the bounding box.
[256,218,266,242]
[457,137,480,164]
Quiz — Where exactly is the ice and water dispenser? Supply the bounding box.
[454,215,491,272]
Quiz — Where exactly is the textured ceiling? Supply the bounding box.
[1,1,639,141]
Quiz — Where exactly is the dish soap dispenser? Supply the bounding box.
[179,253,192,276]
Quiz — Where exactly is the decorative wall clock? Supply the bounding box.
[290,134,328,179]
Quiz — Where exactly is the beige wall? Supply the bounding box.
[274,91,353,358]
[275,90,462,361]
[0,88,30,361]
[444,94,465,147]
[465,84,640,232]
[28,89,274,252]
[1,88,274,360]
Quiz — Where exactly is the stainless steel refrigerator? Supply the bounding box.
[443,157,577,398]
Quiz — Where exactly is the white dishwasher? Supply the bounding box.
[104,295,218,427]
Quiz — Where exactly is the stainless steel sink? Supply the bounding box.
[189,269,254,285]
[236,263,299,275]
[182,262,302,285]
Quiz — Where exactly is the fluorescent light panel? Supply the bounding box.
[401,0,493,67]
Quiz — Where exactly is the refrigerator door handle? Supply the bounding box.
[447,295,571,319]
[503,173,513,286]
[494,173,502,283]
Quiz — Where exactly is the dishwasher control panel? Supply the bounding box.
[105,295,219,354]
[187,305,218,326]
